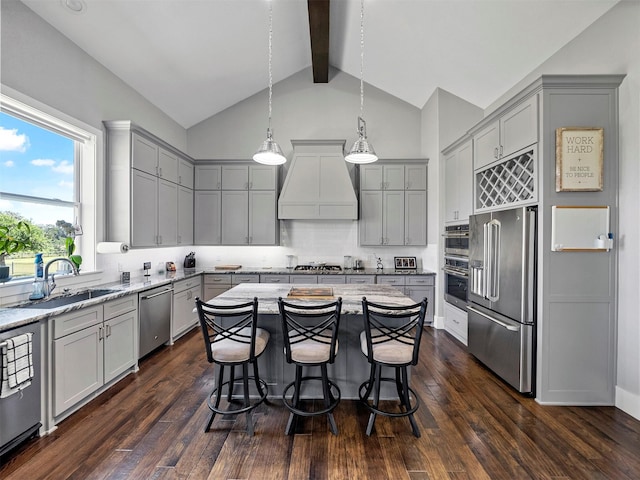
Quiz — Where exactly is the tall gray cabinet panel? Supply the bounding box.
[459,75,625,405]
[104,121,195,248]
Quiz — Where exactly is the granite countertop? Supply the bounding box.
[201,267,436,276]
[0,269,203,332]
[207,283,418,315]
[0,267,435,332]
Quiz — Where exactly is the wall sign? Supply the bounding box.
[555,127,604,192]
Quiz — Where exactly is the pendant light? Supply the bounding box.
[345,0,377,164]
[253,1,286,166]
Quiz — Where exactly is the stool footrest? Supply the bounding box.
[358,378,420,417]
[207,377,268,416]
[282,376,341,417]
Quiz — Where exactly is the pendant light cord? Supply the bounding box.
[359,0,365,124]
[268,0,274,133]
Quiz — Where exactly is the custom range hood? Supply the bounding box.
[278,140,358,220]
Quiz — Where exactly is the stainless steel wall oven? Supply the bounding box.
[443,224,469,310]
[443,255,468,310]
[443,224,469,257]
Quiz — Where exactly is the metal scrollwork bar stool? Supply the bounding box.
[195,296,269,436]
[278,297,342,435]
[359,296,428,437]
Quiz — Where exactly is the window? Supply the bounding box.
[0,90,99,280]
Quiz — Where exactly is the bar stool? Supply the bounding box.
[195,296,269,436]
[359,297,428,437]
[278,297,342,435]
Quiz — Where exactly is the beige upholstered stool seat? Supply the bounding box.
[289,329,338,363]
[212,327,270,363]
[359,329,412,365]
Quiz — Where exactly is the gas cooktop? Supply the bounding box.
[293,263,342,272]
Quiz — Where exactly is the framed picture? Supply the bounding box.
[555,127,604,192]
[394,256,417,271]
[165,261,176,272]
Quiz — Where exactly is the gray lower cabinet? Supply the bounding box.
[346,275,376,284]
[52,295,138,418]
[172,277,202,340]
[444,303,468,345]
[202,274,232,302]
[377,274,435,323]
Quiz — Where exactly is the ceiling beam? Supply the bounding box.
[307,0,330,83]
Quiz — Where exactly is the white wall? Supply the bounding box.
[1,0,187,151]
[188,66,434,272]
[420,88,483,323]
[486,2,640,419]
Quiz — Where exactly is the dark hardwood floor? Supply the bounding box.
[2,326,639,479]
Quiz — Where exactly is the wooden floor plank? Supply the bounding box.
[2,327,640,480]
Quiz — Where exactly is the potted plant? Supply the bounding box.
[0,220,33,281]
[65,236,82,271]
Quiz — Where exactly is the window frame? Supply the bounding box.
[0,86,101,281]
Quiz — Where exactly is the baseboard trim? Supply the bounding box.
[616,385,640,421]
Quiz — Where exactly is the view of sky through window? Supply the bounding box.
[0,111,75,226]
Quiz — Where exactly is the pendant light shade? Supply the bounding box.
[254,128,286,165]
[345,116,377,164]
[345,0,377,164]
[253,1,286,166]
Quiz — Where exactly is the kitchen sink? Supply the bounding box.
[10,289,118,309]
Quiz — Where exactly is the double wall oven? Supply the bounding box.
[443,224,469,310]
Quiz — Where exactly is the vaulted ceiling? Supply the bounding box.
[20,0,619,129]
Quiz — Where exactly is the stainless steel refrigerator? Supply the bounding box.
[467,206,537,394]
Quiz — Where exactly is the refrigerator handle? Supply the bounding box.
[487,219,500,302]
[483,222,489,298]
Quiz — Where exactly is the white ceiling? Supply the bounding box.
[20,0,620,129]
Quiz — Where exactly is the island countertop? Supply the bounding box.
[205,283,418,315]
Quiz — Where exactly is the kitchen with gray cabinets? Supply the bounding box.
[2,0,640,475]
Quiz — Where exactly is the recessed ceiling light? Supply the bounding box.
[61,0,86,14]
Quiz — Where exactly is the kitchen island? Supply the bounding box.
[204,283,423,399]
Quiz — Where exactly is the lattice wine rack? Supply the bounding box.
[475,149,536,210]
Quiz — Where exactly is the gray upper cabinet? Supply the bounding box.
[178,157,194,189]
[360,164,405,190]
[104,121,194,248]
[194,190,221,245]
[194,165,221,190]
[131,132,179,183]
[195,162,278,245]
[177,185,194,245]
[473,95,538,170]
[359,161,427,246]
[158,147,179,184]
[444,137,473,224]
[222,164,276,190]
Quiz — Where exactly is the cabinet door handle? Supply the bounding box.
[158,167,163,177]
[106,324,111,337]
[494,147,499,159]
[98,326,103,340]
[499,145,503,157]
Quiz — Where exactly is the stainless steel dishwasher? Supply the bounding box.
[138,285,173,359]
[0,322,41,457]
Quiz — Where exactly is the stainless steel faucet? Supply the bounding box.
[43,257,79,297]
